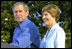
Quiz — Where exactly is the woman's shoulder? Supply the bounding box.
[57,25,65,32]
[54,25,65,36]
[51,24,65,35]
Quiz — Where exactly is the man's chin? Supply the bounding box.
[17,20,23,23]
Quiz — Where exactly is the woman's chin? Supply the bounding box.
[44,22,49,26]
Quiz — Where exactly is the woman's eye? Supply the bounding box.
[42,13,48,16]
[45,14,48,16]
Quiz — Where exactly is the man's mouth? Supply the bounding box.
[16,16,21,19]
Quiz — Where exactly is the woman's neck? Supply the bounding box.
[48,21,56,30]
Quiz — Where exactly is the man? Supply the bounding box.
[10,2,41,48]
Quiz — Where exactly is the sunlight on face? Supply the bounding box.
[13,5,29,23]
[42,11,55,26]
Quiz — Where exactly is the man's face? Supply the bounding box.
[13,5,29,23]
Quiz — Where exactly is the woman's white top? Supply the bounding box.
[40,23,65,48]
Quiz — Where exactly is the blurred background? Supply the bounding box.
[1,1,71,48]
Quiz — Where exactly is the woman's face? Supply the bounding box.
[42,11,55,26]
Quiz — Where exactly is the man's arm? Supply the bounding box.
[10,27,32,48]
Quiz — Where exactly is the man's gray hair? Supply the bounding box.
[12,2,29,12]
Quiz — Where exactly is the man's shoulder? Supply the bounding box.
[26,21,37,28]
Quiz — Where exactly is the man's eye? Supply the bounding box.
[15,11,17,13]
[19,10,22,12]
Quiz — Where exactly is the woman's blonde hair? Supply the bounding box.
[42,4,60,22]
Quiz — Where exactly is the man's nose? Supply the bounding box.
[16,12,20,16]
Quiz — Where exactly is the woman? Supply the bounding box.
[40,4,65,48]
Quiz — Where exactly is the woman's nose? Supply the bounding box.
[42,15,45,19]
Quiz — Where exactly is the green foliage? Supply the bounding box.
[1,1,71,48]
[1,31,10,43]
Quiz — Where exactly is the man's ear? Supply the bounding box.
[26,11,29,17]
